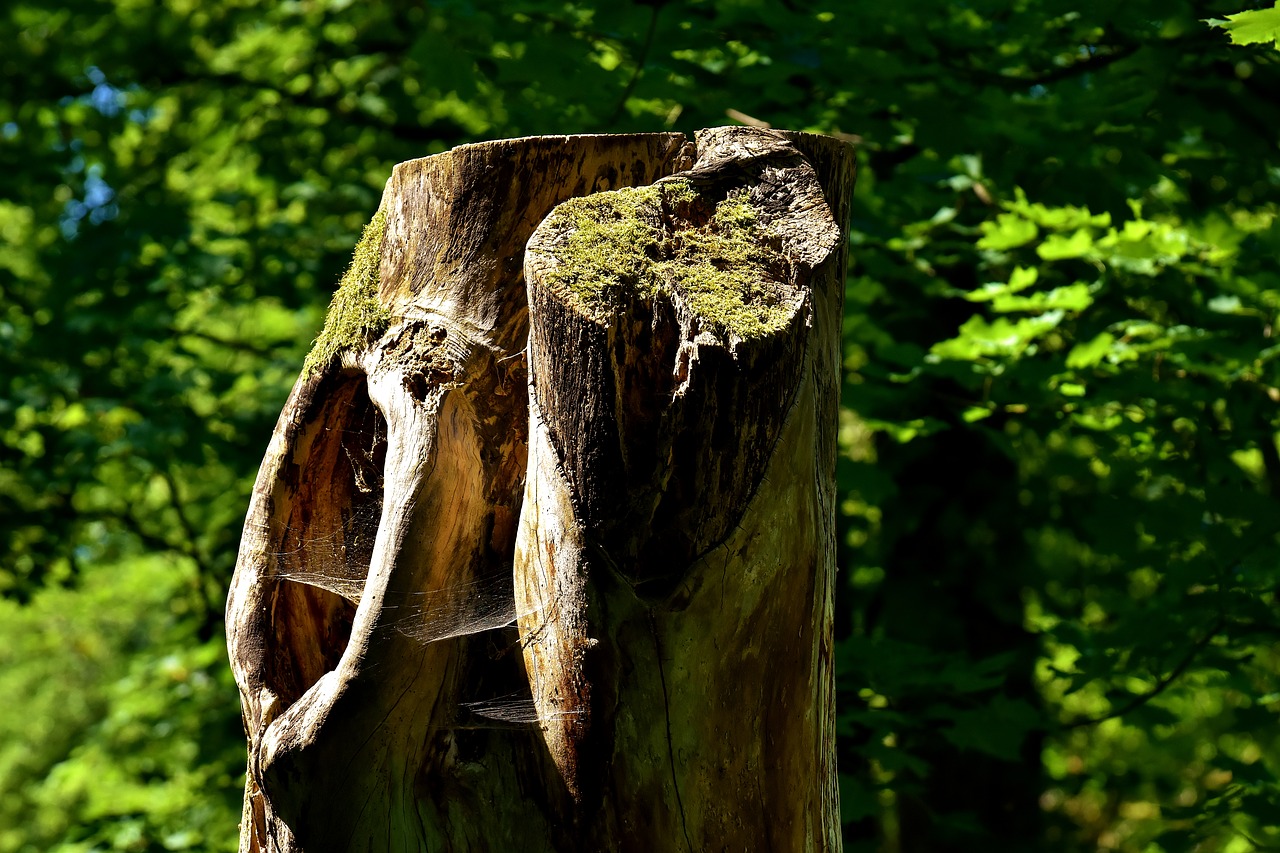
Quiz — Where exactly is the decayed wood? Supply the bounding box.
[226,127,853,852]
[519,127,851,849]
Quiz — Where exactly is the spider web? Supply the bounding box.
[261,396,566,728]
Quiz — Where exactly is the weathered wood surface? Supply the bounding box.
[225,127,853,852]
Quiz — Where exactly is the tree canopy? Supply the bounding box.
[2,1,1279,850]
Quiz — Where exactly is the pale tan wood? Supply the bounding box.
[226,128,853,852]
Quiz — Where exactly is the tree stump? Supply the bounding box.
[226,127,854,853]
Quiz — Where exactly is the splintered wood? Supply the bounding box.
[226,127,853,853]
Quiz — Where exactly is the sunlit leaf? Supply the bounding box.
[992,282,1093,313]
[976,213,1039,251]
[929,311,1065,360]
[1036,229,1094,260]
[1066,332,1116,369]
[1208,4,1280,48]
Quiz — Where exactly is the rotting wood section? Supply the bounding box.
[226,127,854,852]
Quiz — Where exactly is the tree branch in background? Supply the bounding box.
[1059,617,1225,730]
[174,327,274,357]
[602,5,662,129]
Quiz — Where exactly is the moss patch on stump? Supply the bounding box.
[541,179,793,341]
[303,210,390,377]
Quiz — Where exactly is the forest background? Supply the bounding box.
[3,0,1280,851]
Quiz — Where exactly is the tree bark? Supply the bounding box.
[225,127,853,852]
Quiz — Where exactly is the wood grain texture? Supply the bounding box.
[226,128,852,852]
[519,127,851,850]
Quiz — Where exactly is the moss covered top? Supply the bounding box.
[540,179,793,340]
[303,210,390,377]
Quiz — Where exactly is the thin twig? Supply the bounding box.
[602,5,661,129]
[1240,828,1280,852]
[726,108,770,128]
[175,327,273,357]
[159,469,223,620]
[1059,617,1225,729]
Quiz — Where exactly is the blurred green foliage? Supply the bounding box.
[1,0,1278,850]
[0,557,242,851]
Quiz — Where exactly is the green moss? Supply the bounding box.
[542,180,791,340]
[303,210,390,376]
[665,194,790,339]
[543,182,670,309]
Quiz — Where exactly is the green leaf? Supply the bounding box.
[965,266,1039,302]
[1036,229,1094,260]
[1005,188,1112,230]
[939,695,1041,761]
[992,282,1093,313]
[1207,294,1245,314]
[1008,266,1039,292]
[977,213,1039,251]
[1065,332,1116,368]
[929,312,1066,361]
[1208,4,1280,48]
[860,417,949,443]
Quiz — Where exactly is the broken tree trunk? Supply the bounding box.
[226,127,854,853]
